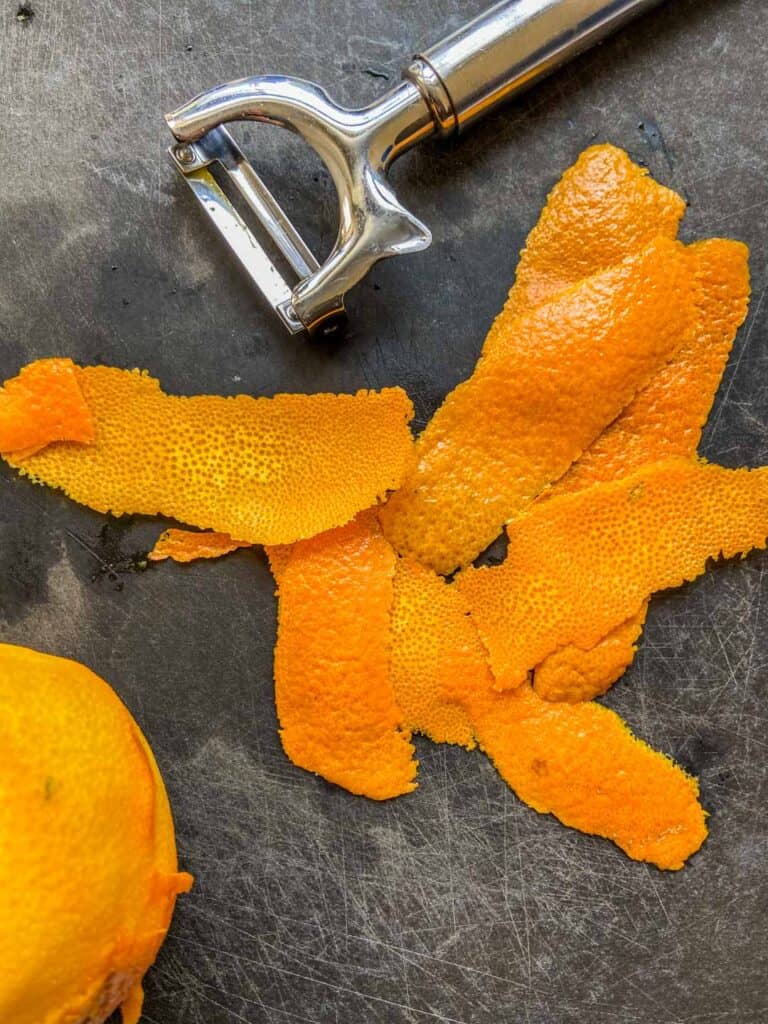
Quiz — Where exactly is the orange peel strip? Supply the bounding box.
[533,607,648,703]
[380,236,696,574]
[0,357,94,457]
[392,568,706,869]
[273,510,417,800]
[534,237,751,699]
[465,682,707,871]
[500,143,686,324]
[389,558,476,749]
[457,459,768,690]
[148,528,251,563]
[2,363,415,546]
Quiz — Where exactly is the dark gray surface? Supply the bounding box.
[1,1,767,1021]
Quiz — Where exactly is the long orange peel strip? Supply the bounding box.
[1,364,415,546]
[148,529,250,563]
[380,236,697,574]
[458,459,768,690]
[0,357,94,458]
[389,563,707,870]
[533,237,750,700]
[272,510,417,800]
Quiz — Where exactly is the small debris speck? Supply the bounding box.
[363,67,390,81]
[15,4,34,23]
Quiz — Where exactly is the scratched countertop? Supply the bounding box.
[1,1,767,1021]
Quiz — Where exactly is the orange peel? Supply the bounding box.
[389,558,475,749]
[148,528,251,563]
[392,568,706,869]
[533,607,648,703]
[533,237,750,699]
[501,143,686,323]
[462,681,707,871]
[380,236,697,574]
[458,459,768,690]
[2,363,415,546]
[0,357,94,457]
[273,511,417,799]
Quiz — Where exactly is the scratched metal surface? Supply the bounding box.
[1,0,767,1021]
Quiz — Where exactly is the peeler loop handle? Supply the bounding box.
[406,0,664,136]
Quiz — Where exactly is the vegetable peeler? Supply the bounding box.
[165,0,663,337]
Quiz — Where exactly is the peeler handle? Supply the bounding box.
[406,0,664,136]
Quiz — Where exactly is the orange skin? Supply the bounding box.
[0,145,754,872]
[500,147,749,701]
[501,143,686,323]
[392,567,706,870]
[534,238,750,699]
[272,510,417,800]
[380,236,697,574]
[389,558,476,749]
[0,357,94,457]
[533,607,649,703]
[148,528,251,563]
[2,364,415,546]
[458,459,768,690]
[0,643,192,1024]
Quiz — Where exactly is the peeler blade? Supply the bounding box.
[169,127,341,336]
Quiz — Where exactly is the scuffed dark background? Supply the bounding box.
[1,1,767,1021]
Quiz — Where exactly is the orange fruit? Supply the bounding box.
[0,643,192,1024]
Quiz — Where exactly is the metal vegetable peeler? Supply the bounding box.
[166,0,663,337]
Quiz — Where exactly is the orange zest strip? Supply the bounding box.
[2,364,415,546]
[389,558,476,749]
[395,570,706,869]
[457,459,768,690]
[543,240,751,498]
[501,143,686,324]
[273,511,417,800]
[461,681,707,871]
[533,607,648,703]
[380,237,696,574]
[147,528,251,563]
[0,357,94,457]
[534,237,751,699]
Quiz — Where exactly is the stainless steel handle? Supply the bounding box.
[167,0,668,334]
[406,0,664,136]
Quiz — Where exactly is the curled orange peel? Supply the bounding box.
[148,529,250,563]
[0,357,94,458]
[500,143,686,324]
[392,567,706,870]
[272,510,417,800]
[380,236,697,574]
[457,459,768,690]
[2,363,415,546]
[534,237,751,698]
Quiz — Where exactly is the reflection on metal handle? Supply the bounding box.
[406,0,664,136]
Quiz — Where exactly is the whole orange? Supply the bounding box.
[0,643,192,1024]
